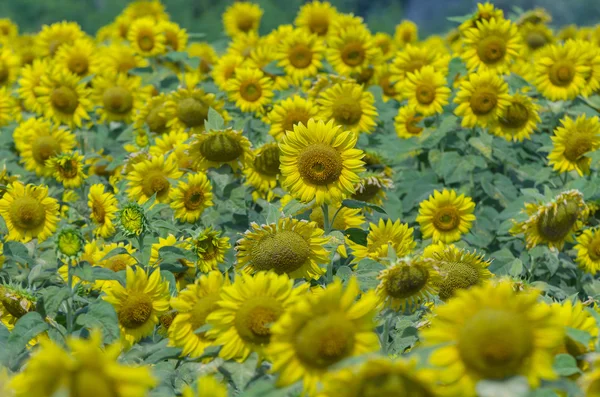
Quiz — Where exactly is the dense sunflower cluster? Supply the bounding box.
[1,1,600,396]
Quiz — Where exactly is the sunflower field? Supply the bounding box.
[3,0,600,396]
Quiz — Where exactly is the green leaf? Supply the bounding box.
[509,258,524,277]
[7,312,49,357]
[158,245,197,264]
[345,228,368,246]
[552,354,581,376]
[205,107,226,131]
[163,51,188,63]
[355,259,385,291]
[76,300,120,343]
[263,61,284,76]
[341,199,386,214]
[39,286,71,316]
[282,198,312,216]
[566,326,592,350]
[222,352,259,390]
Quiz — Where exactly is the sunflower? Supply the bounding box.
[88,183,118,239]
[127,154,181,205]
[189,128,253,171]
[54,38,99,77]
[510,190,587,250]
[268,277,379,394]
[519,22,554,57]
[128,17,166,57]
[212,53,246,91]
[149,235,196,290]
[390,44,451,83]
[317,82,377,135]
[394,19,418,47]
[149,129,189,157]
[574,228,600,274]
[374,64,401,102]
[320,357,437,397]
[0,48,19,89]
[36,21,85,57]
[347,218,416,264]
[226,67,274,114]
[402,65,450,116]
[277,29,324,84]
[159,21,188,52]
[182,375,228,397]
[548,115,600,176]
[95,243,138,289]
[458,2,504,33]
[0,87,17,127]
[236,217,329,280]
[17,59,48,114]
[279,119,364,205]
[243,142,281,196]
[188,42,218,75]
[327,25,379,77]
[580,41,600,97]
[35,69,92,127]
[134,93,169,135]
[0,284,37,331]
[422,281,563,395]
[168,271,225,358]
[394,106,426,139]
[122,0,168,22]
[0,182,59,243]
[92,72,150,124]
[490,93,541,142]
[164,87,228,134]
[170,172,214,223]
[0,19,17,40]
[267,95,319,141]
[47,152,86,188]
[191,227,231,272]
[103,266,170,348]
[534,41,589,101]
[222,1,262,37]
[454,70,510,128]
[294,1,338,37]
[309,206,365,232]
[207,271,305,362]
[351,172,393,206]
[553,300,598,363]
[416,189,476,244]
[246,43,289,90]
[98,43,149,75]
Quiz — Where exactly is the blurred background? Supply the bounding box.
[1,0,599,39]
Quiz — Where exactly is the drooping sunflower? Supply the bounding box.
[277,29,325,83]
[347,218,416,264]
[376,257,441,312]
[267,95,319,141]
[181,375,228,397]
[169,172,214,223]
[510,190,587,250]
[548,115,600,176]
[268,277,380,395]
[103,266,170,348]
[279,119,365,205]
[36,21,85,57]
[0,182,59,243]
[327,25,380,77]
[0,284,37,331]
[126,154,183,205]
[127,17,166,57]
[134,93,168,135]
[416,189,476,244]
[168,271,225,358]
[164,87,229,134]
[47,152,86,189]
[575,228,600,275]
[243,142,281,197]
[17,59,48,114]
[35,69,92,127]
[394,106,425,139]
[54,38,99,77]
[461,18,521,74]
[294,1,338,37]
[490,93,541,142]
[553,300,598,362]
[454,70,510,128]
[88,183,118,239]
[402,65,451,116]
[519,22,554,57]
[189,128,254,171]
[222,1,262,37]
[191,227,231,272]
[317,82,377,135]
[351,172,393,206]
[226,67,274,114]
[534,41,589,101]
[98,43,149,75]
[91,72,150,124]
[207,271,306,362]
[236,217,329,280]
[422,281,563,396]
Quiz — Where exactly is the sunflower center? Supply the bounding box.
[281,109,312,134]
[59,159,80,178]
[526,32,549,50]
[118,293,153,329]
[458,309,533,379]
[32,136,61,165]
[563,135,593,162]
[537,200,580,242]
[405,115,424,135]
[71,369,119,397]
[68,54,89,75]
[240,81,263,102]
[289,44,313,69]
[352,183,381,202]
[141,170,170,198]
[297,143,343,186]
[234,296,283,345]
[499,102,529,129]
[9,195,46,231]
[51,86,79,114]
[384,265,429,299]
[470,88,497,115]
[92,199,106,224]
[294,313,356,369]
[588,238,600,261]
[549,62,575,87]
[184,187,205,210]
[380,75,397,97]
[236,15,255,32]
[190,294,220,332]
[251,230,311,274]
[332,98,363,126]
[415,83,436,105]
[309,15,329,36]
[177,97,209,128]
[138,34,155,52]
[146,105,168,133]
[406,59,425,74]
[357,371,434,397]
[253,146,281,176]
[438,261,480,301]
[165,31,179,50]
[476,36,507,65]
[103,86,134,115]
[200,133,244,162]
[105,255,130,272]
[341,42,366,67]
[433,207,460,232]
[0,64,8,84]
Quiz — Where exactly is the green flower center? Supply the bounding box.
[32,136,61,166]
[146,105,168,133]
[9,195,46,231]
[384,265,429,299]
[563,135,593,162]
[177,97,209,128]
[537,200,580,242]
[415,83,436,105]
[470,88,497,115]
[549,62,575,87]
[298,143,343,186]
[476,36,507,65]
[289,43,313,69]
[253,146,281,176]
[332,97,363,126]
[525,31,549,50]
[51,86,79,114]
[251,230,310,274]
[240,81,263,102]
[68,54,89,76]
[138,34,155,52]
[357,372,435,397]
[438,260,480,301]
[499,102,529,129]
[103,86,134,115]
[200,133,244,162]
[234,296,283,345]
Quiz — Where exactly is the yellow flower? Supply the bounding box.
[317,81,377,135]
[294,1,338,37]
[402,65,450,116]
[575,228,600,275]
[211,53,246,91]
[553,300,598,360]
[88,184,118,239]
[422,281,563,396]
[222,1,263,37]
[181,375,228,397]
[0,284,37,330]
[10,331,156,397]
[160,20,188,52]
[54,38,99,77]
[519,22,554,57]
[226,67,274,114]
[122,0,168,22]
[149,129,189,157]
[394,106,425,139]
[267,95,319,141]
[327,25,379,76]
[36,21,85,57]
[164,86,228,134]
[279,119,365,205]
[309,205,364,231]
[236,217,329,280]
[490,93,541,142]
[17,59,49,114]
[390,44,450,84]
[170,172,214,223]
[454,70,510,128]
[188,42,218,75]
[347,218,415,264]
[134,93,168,135]
[0,182,59,243]
[580,40,600,97]
[243,142,281,197]
[189,128,253,171]
[47,152,86,188]
[126,154,183,205]
[394,20,418,47]
[0,87,18,127]
[534,41,589,101]
[374,63,401,102]
[103,266,170,348]
[351,172,393,206]
[0,48,20,88]
[276,29,325,83]
[168,271,225,358]
[0,19,17,40]
[191,227,231,272]
[98,43,149,75]
[91,72,150,124]
[458,2,504,33]
[416,189,476,244]
[127,17,166,57]
[268,277,380,395]
[207,271,306,362]
[548,115,600,176]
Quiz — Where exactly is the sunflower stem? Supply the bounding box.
[66,261,74,334]
[322,203,330,234]
[330,205,343,231]
[560,172,568,186]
